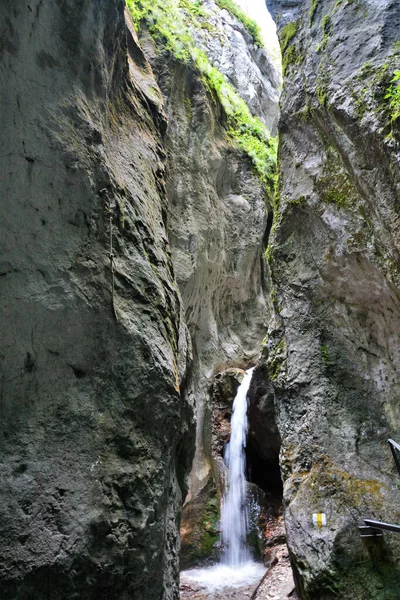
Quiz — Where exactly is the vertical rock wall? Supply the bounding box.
[266,0,400,597]
[0,2,194,598]
[134,1,281,565]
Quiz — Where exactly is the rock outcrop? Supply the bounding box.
[0,2,194,599]
[266,0,400,596]
[131,0,281,567]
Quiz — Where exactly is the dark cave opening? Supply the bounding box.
[245,436,283,499]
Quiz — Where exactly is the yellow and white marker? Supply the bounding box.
[312,513,327,528]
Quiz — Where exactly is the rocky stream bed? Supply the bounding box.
[180,545,298,600]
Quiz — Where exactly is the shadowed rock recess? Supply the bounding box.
[266,0,400,597]
[0,2,195,599]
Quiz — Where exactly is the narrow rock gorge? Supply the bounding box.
[1,0,400,599]
[129,0,282,572]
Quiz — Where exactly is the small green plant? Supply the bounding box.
[179,0,208,19]
[384,70,400,123]
[317,83,328,105]
[321,343,331,367]
[214,0,264,48]
[183,96,192,121]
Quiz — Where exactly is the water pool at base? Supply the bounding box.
[181,561,265,591]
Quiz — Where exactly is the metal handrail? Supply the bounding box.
[359,439,400,540]
[363,519,400,534]
[388,438,400,476]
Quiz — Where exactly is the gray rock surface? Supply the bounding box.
[139,4,280,566]
[266,0,400,597]
[0,2,194,598]
[191,0,281,134]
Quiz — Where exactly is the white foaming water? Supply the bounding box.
[180,369,265,591]
[221,367,254,566]
[181,561,265,591]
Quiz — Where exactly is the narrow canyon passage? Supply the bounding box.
[1,0,400,598]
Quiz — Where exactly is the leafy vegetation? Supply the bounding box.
[384,70,400,124]
[126,0,277,190]
[350,61,400,138]
[214,0,264,48]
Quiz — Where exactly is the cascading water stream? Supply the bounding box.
[221,367,254,566]
[180,368,264,591]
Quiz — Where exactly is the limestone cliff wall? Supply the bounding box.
[0,2,194,598]
[265,0,400,596]
[134,1,281,565]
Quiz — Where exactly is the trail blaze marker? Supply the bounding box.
[313,513,327,528]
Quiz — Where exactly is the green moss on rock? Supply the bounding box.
[335,561,400,600]
[280,21,299,55]
[180,484,220,567]
[317,14,332,52]
[302,455,386,511]
[315,144,359,209]
[320,343,332,367]
[384,70,400,124]
[282,43,303,76]
[316,84,327,105]
[268,339,286,381]
[126,0,278,191]
[198,497,220,557]
[310,0,319,24]
[349,59,400,139]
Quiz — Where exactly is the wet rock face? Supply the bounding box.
[267,0,400,597]
[136,1,280,568]
[211,369,244,460]
[0,2,194,599]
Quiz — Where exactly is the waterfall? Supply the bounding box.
[181,366,265,590]
[221,367,254,566]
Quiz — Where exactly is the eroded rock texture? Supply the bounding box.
[0,2,194,598]
[266,0,400,597]
[134,1,281,567]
